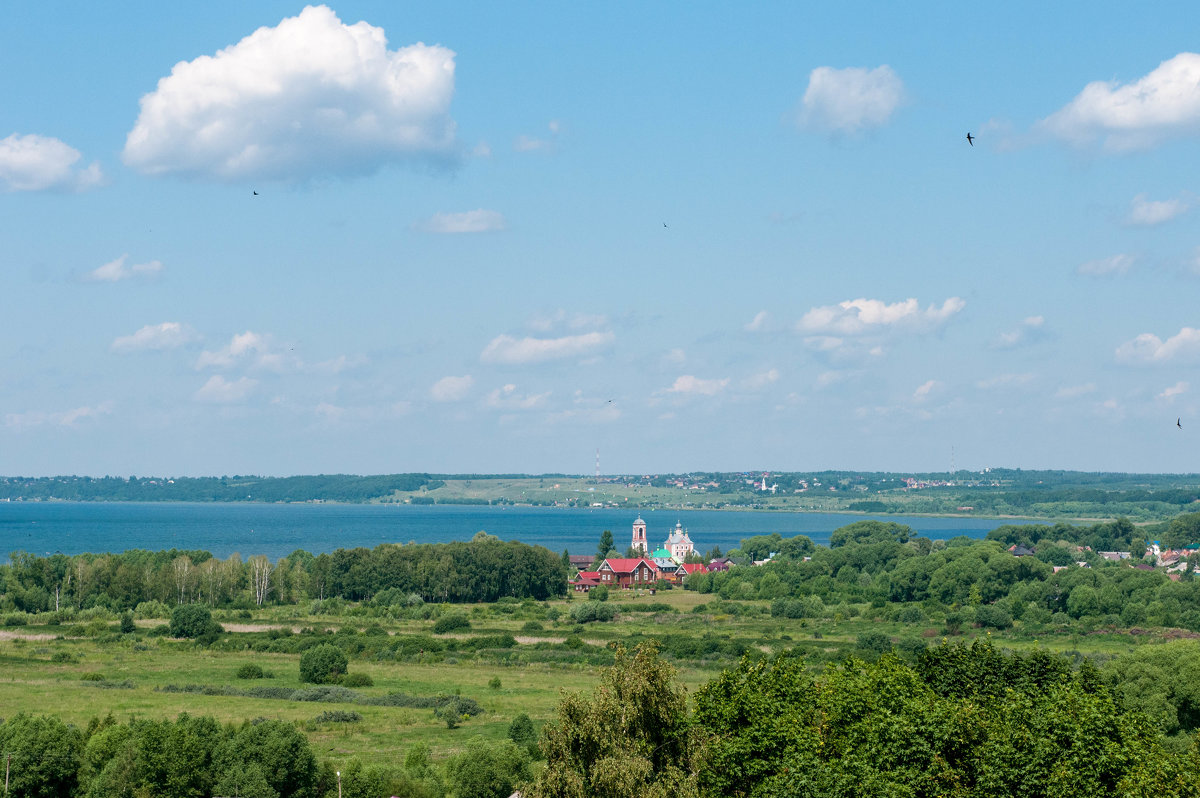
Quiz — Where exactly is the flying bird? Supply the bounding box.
[966,133,974,146]
[1178,418,1183,429]
[252,190,259,196]
[663,222,669,228]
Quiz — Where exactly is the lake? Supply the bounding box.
[0,502,1010,562]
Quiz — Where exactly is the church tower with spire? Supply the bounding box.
[631,516,648,554]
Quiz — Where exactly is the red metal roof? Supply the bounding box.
[600,557,658,574]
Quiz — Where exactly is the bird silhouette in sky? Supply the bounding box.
[966,133,974,146]
[663,222,669,228]
[253,190,259,196]
[1178,418,1183,429]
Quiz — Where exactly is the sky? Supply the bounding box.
[2,2,1200,477]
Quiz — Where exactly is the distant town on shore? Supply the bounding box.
[2,469,1199,522]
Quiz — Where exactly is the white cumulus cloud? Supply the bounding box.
[1116,327,1200,365]
[111,322,199,353]
[797,65,904,133]
[196,331,275,370]
[1127,193,1188,226]
[745,310,771,332]
[87,254,164,282]
[741,368,780,391]
[0,133,103,192]
[194,375,257,403]
[122,5,458,181]
[480,331,613,365]
[430,374,473,402]
[1041,53,1200,151]
[797,297,964,336]
[414,209,506,233]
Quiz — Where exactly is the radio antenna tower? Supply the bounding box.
[951,446,956,476]
[595,448,600,482]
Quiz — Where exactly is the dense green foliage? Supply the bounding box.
[169,604,219,639]
[0,538,566,613]
[299,643,348,684]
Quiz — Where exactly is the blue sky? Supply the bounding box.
[2,2,1199,476]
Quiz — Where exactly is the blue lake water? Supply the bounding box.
[0,502,1009,562]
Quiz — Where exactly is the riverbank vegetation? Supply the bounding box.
[3,516,1200,794]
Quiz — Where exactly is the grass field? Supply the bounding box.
[0,587,1172,771]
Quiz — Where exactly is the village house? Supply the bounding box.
[597,557,659,589]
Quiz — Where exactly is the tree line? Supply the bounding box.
[0,534,566,613]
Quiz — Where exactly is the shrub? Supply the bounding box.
[119,613,136,634]
[80,672,105,681]
[521,621,544,632]
[299,643,348,684]
[488,676,502,690]
[313,710,361,724]
[3,614,28,627]
[133,600,171,619]
[588,586,609,602]
[237,663,265,680]
[341,672,374,688]
[432,614,471,634]
[50,651,75,663]
[169,605,220,639]
[974,604,1013,630]
[569,602,617,624]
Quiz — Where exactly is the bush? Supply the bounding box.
[3,613,28,627]
[432,614,471,634]
[169,604,221,639]
[341,672,374,688]
[313,710,361,724]
[237,663,265,680]
[521,620,544,632]
[133,600,171,619]
[119,613,136,634]
[588,586,609,602]
[974,604,1013,630]
[50,651,75,663]
[299,644,348,684]
[489,676,502,690]
[569,602,617,624]
[80,672,105,681]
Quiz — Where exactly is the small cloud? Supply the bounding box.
[913,379,940,402]
[745,310,771,332]
[414,209,506,234]
[993,315,1047,349]
[1158,381,1189,401]
[0,133,104,192]
[1116,327,1200,365]
[1127,193,1188,226]
[797,297,964,336]
[1040,52,1200,151]
[1077,253,1134,276]
[314,402,344,421]
[1055,383,1097,399]
[480,331,613,365]
[122,5,457,181]
[514,120,561,152]
[86,255,164,282]
[797,65,904,133]
[5,401,113,430]
[662,375,729,396]
[662,348,687,367]
[196,328,292,372]
[194,375,256,403]
[111,322,199,353]
[472,141,492,158]
[430,374,473,402]
[486,383,549,410]
[741,369,780,391]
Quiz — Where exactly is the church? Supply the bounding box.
[630,516,695,561]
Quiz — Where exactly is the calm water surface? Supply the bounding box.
[0,502,1008,561]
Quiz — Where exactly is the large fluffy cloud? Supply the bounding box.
[480,331,613,365]
[1041,53,1200,150]
[797,297,964,336]
[797,66,904,133]
[123,5,457,180]
[1115,327,1200,365]
[0,133,103,192]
